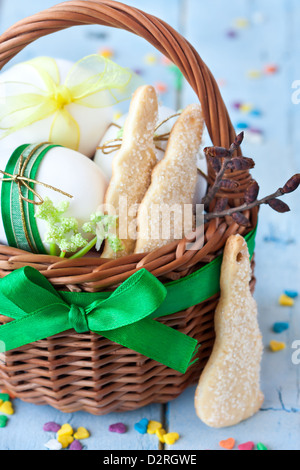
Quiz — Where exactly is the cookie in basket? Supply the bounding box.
[134,103,204,254]
[101,85,159,258]
[194,234,264,428]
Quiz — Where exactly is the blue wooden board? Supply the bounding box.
[0,0,299,451]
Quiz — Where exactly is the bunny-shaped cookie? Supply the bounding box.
[134,104,204,254]
[195,234,264,428]
[101,85,158,258]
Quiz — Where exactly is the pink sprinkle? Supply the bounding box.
[109,422,127,434]
[69,440,83,451]
[43,422,61,433]
[238,441,255,451]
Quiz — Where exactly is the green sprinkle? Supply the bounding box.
[257,443,268,450]
[0,415,8,428]
[0,394,9,402]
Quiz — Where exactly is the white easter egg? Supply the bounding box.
[0,58,114,159]
[0,145,109,252]
[94,105,208,205]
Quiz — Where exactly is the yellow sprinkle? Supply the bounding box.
[240,103,253,113]
[57,434,74,449]
[113,112,123,121]
[74,427,90,440]
[156,428,167,443]
[234,18,250,29]
[270,340,286,352]
[57,423,73,437]
[279,294,294,307]
[0,401,14,415]
[100,48,114,59]
[163,432,180,445]
[144,54,157,65]
[247,70,262,79]
[147,420,162,435]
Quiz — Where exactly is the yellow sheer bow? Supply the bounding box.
[0,55,140,150]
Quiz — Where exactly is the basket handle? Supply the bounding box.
[0,0,240,152]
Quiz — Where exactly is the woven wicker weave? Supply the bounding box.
[0,0,258,415]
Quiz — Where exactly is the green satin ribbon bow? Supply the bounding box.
[0,266,199,374]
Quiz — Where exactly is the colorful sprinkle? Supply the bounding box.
[1,389,16,399]
[134,418,149,434]
[163,432,180,446]
[57,423,73,437]
[0,393,10,403]
[240,103,254,114]
[238,441,255,451]
[133,68,144,76]
[57,434,74,449]
[217,78,227,88]
[156,428,167,443]
[44,439,63,451]
[73,427,90,440]
[219,438,236,450]
[236,122,249,130]
[147,420,162,435]
[161,55,172,66]
[273,322,290,334]
[250,109,262,117]
[113,112,123,121]
[226,29,238,39]
[69,440,83,451]
[0,415,8,428]
[263,64,279,75]
[0,401,14,415]
[109,422,127,434]
[99,48,114,59]
[155,82,168,94]
[279,294,294,307]
[43,422,61,433]
[144,53,158,65]
[270,340,286,352]
[247,70,262,79]
[249,127,263,134]
[284,290,298,299]
[234,18,250,29]
[232,102,242,110]
[257,442,268,450]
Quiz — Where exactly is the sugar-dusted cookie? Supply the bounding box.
[134,104,204,254]
[101,85,158,258]
[194,234,264,428]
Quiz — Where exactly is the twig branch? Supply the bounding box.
[204,188,285,223]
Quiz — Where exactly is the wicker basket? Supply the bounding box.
[0,0,258,415]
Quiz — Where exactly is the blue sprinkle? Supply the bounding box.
[134,418,149,434]
[250,109,262,117]
[284,291,298,299]
[236,122,249,130]
[273,322,290,334]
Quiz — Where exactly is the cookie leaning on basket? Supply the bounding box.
[195,234,264,428]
